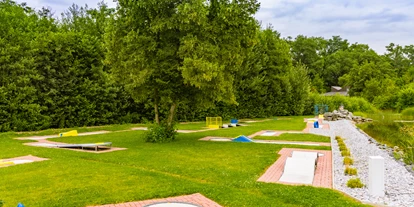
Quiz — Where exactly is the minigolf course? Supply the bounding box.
[32,142,113,151]
[279,151,318,185]
[232,135,253,142]
[17,132,126,153]
[0,155,48,168]
[59,130,78,137]
[258,148,332,188]
[145,202,200,207]
[89,193,221,207]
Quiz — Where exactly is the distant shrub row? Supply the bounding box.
[304,94,377,115]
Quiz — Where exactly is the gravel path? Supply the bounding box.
[315,120,414,207]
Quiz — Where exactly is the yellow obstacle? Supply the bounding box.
[318,114,324,119]
[59,130,78,137]
[0,161,14,166]
[206,117,222,129]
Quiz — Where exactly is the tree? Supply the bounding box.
[0,0,50,131]
[105,0,260,141]
[339,47,394,99]
[289,35,326,92]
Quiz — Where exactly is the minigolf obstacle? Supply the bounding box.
[232,135,252,142]
[279,151,318,185]
[206,117,222,129]
[230,119,238,127]
[59,130,78,137]
[314,104,329,116]
[0,155,48,168]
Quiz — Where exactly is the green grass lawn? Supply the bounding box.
[255,133,331,143]
[176,122,207,130]
[0,117,367,207]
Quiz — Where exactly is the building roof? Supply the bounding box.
[324,91,349,96]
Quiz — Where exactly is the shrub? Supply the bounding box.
[339,145,348,152]
[0,200,3,207]
[344,167,358,175]
[335,136,342,140]
[343,157,354,165]
[304,93,377,115]
[393,151,403,160]
[347,178,364,188]
[143,123,177,143]
[337,140,344,144]
[401,107,414,117]
[396,86,414,111]
[359,121,414,164]
[341,150,351,157]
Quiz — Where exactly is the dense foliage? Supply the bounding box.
[359,120,414,165]
[0,0,413,132]
[288,36,414,111]
[401,107,414,117]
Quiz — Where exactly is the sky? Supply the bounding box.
[16,0,414,54]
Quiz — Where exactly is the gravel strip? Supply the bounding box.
[324,120,414,207]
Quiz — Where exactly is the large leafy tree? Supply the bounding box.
[105,0,260,131]
[339,44,394,98]
[234,28,309,116]
[0,0,51,131]
[289,35,326,92]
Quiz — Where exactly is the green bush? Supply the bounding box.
[396,86,414,111]
[347,178,364,188]
[304,93,377,115]
[339,145,348,152]
[401,107,414,117]
[343,157,354,165]
[393,151,403,160]
[344,167,357,175]
[359,121,414,165]
[143,123,177,143]
[0,200,3,207]
[341,150,351,157]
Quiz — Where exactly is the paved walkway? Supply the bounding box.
[258,148,332,188]
[17,134,126,154]
[199,136,331,146]
[16,131,111,141]
[303,118,330,133]
[89,193,222,207]
[248,130,303,138]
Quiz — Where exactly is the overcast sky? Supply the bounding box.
[17,0,414,54]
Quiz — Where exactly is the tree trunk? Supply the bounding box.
[167,102,177,126]
[154,89,160,124]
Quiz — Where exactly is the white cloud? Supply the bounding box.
[16,0,116,16]
[256,0,414,53]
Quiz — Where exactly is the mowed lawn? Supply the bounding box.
[0,117,367,207]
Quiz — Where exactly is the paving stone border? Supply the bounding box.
[257,148,333,188]
[89,193,222,207]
